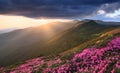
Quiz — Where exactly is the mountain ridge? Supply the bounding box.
[0,20,120,67]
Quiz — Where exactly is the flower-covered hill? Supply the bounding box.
[0,37,120,73]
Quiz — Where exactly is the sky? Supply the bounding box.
[0,15,69,30]
[0,0,120,30]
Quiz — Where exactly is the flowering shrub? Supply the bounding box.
[43,37,120,73]
[0,37,120,73]
[10,58,44,73]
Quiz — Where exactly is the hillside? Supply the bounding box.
[0,20,120,67]
[43,20,120,56]
[60,27,120,56]
[0,30,120,73]
[0,21,77,66]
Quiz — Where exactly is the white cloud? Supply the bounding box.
[97,8,120,18]
[98,10,106,15]
[105,8,120,18]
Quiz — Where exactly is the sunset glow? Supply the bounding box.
[0,15,70,30]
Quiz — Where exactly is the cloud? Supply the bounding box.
[106,8,120,18]
[98,10,106,15]
[0,0,120,18]
[99,2,120,13]
[97,8,120,18]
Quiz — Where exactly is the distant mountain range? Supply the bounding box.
[0,20,120,67]
[0,28,17,34]
[0,20,120,34]
[82,19,120,25]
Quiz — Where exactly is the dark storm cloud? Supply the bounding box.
[99,2,120,13]
[0,0,120,18]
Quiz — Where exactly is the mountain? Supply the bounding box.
[95,20,120,25]
[0,21,77,66]
[0,23,120,73]
[43,20,120,56]
[0,28,17,34]
[82,19,120,25]
[0,20,120,67]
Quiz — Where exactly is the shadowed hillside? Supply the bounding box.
[0,21,77,67]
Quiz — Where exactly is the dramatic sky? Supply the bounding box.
[0,0,120,29]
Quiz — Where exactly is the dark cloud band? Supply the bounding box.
[0,0,119,18]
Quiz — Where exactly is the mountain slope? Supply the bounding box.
[0,20,120,67]
[1,32,120,73]
[42,20,120,55]
[60,27,120,55]
[0,21,77,67]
